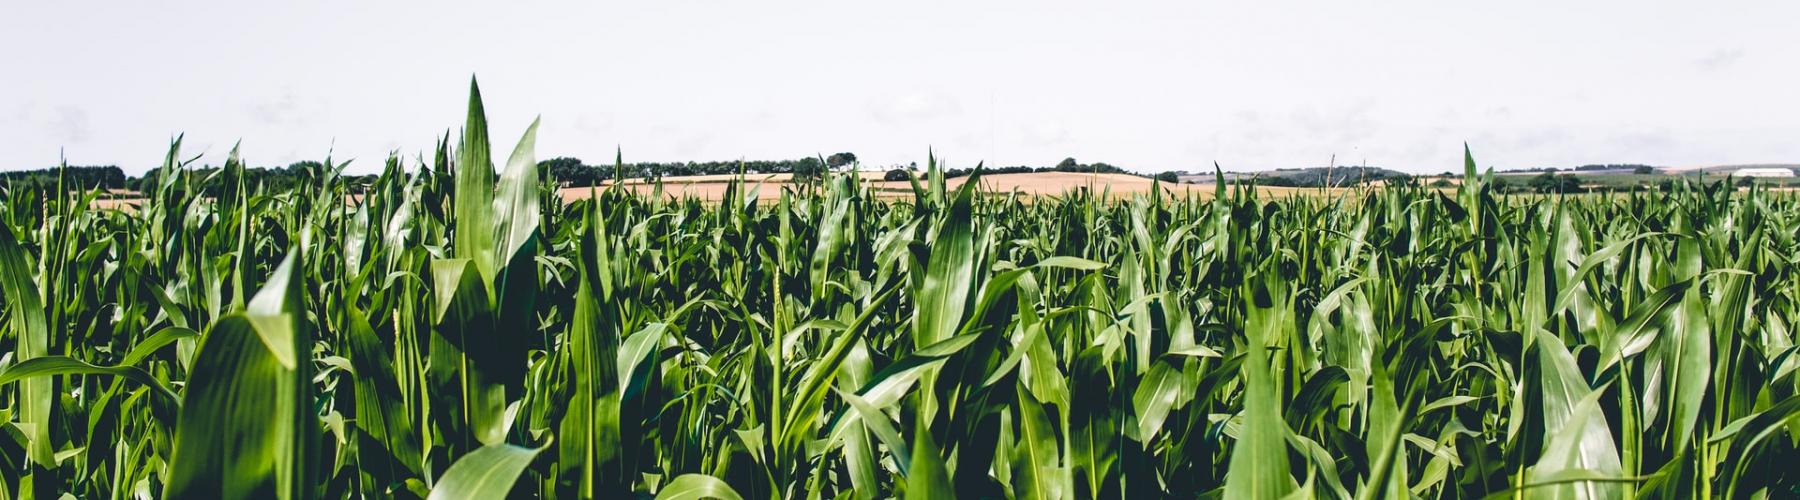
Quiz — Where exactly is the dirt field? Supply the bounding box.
[563,172,1358,202]
[88,198,145,211]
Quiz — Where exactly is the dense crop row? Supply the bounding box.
[0,83,1796,499]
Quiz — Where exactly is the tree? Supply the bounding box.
[826,152,857,169]
[0,165,127,190]
[1155,171,1180,183]
[1056,157,1079,170]
[1634,165,1656,175]
[538,157,589,186]
[1250,175,1298,187]
[793,157,825,178]
[1529,172,1584,193]
[884,169,910,181]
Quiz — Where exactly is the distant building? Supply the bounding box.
[1733,168,1795,178]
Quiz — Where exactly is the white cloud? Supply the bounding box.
[49,106,90,144]
[867,90,961,124]
[1695,48,1745,72]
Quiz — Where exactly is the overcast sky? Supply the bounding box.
[3,1,1795,174]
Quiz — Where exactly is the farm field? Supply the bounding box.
[2,87,1798,499]
[567,171,1354,201]
[83,171,1352,211]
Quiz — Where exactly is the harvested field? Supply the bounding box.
[563,171,1361,201]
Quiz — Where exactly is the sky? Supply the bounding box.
[2,1,1795,175]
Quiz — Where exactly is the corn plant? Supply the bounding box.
[0,81,1797,499]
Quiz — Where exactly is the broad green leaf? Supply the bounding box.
[912,173,978,348]
[1226,333,1298,496]
[1011,387,1064,500]
[165,253,314,500]
[0,356,178,406]
[904,413,953,498]
[427,443,546,500]
[656,474,746,500]
[1130,361,1184,442]
[0,226,52,468]
[1525,385,1623,500]
[120,326,201,367]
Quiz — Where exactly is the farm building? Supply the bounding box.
[1733,167,1796,178]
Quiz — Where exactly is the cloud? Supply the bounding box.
[1612,130,1675,151]
[49,106,90,144]
[572,112,614,133]
[1019,120,1070,147]
[250,91,311,126]
[1289,100,1378,144]
[866,90,961,124]
[650,125,714,157]
[1695,48,1744,72]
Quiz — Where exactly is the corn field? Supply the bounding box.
[1,82,1797,499]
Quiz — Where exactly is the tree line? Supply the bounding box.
[0,166,128,190]
[2,152,1160,193]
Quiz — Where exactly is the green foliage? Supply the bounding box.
[1,85,1798,500]
[1528,171,1587,193]
[0,165,126,190]
[826,152,858,169]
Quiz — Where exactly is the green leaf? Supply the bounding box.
[1131,361,1184,442]
[1525,384,1623,500]
[0,226,53,468]
[618,323,666,402]
[345,307,422,477]
[454,77,497,278]
[1034,256,1106,271]
[834,388,911,477]
[1011,387,1064,500]
[164,252,314,500]
[0,356,178,407]
[1599,280,1691,371]
[1659,289,1711,454]
[429,257,509,447]
[912,174,978,348]
[1225,340,1297,497]
[904,413,953,498]
[655,474,746,500]
[492,116,542,271]
[120,326,201,367]
[426,443,546,500]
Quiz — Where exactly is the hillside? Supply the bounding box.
[1179,166,1411,187]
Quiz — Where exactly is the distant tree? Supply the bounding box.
[884,169,910,181]
[0,165,127,190]
[1529,172,1584,193]
[1154,171,1180,183]
[538,157,589,186]
[1634,165,1656,175]
[826,152,858,169]
[1246,175,1297,187]
[287,160,325,175]
[1056,157,1079,170]
[793,157,825,178]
